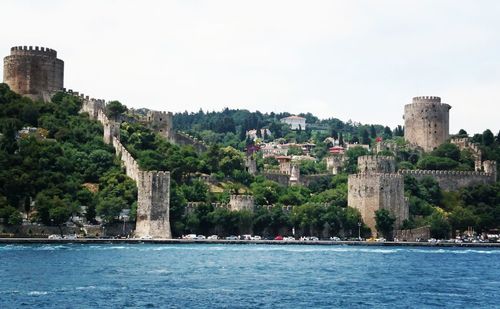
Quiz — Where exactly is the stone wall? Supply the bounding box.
[451,137,482,171]
[135,171,171,238]
[404,96,451,152]
[395,226,431,242]
[76,91,172,238]
[326,155,345,174]
[229,195,254,212]
[262,171,292,186]
[398,169,496,191]
[348,173,408,236]
[3,46,64,102]
[0,223,134,238]
[172,131,208,152]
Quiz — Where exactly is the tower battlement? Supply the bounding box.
[10,46,57,57]
[357,155,396,174]
[412,96,441,104]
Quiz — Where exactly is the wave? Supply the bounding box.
[0,243,498,255]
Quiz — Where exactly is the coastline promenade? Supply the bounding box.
[1,238,499,248]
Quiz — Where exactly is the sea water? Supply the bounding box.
[0,244,498,308]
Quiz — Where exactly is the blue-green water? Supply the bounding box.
[0,244,499,308]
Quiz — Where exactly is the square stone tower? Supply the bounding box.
[348,156,408,236]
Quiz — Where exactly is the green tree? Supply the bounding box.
[374,209,395,239]
[105,101,127,120]
[482,129,494,146]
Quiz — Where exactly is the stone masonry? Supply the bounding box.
[3,46,64,102]
[348,156,408,236]
[73,90,172,238]
[404,96,451,152]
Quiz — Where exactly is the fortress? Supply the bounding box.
[349,96,497,237]
[3,46,172,238]
[2,46,498,239]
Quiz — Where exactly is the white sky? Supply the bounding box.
[1,0,499,134]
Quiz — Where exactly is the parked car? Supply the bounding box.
[283,236,295,241]
[64,234,77,240]
[375,238,386,242]
[274,235,283,240]
[309,236,319,241]
[183,234,197,239]
[251,235,262,240]
[196,235,206,240]
[225,235,238,240]
[140,235,153,240]
[48,234,62,240]
[207,235,219,240]
[330,236,341,241]
[241,234,252,240]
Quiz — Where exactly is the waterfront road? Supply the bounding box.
[0,238,499,247]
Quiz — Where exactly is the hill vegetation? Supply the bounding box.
[0,83,498,239]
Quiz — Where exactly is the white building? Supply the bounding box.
[280,115,306,130]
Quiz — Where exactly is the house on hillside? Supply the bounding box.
[280,115,306,130]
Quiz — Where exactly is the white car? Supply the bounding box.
[225,235,238,240]
[375,238,386,242]
[207,235,218,240]
[183,234,197,239]
[251,235,262,240]
[48,234,62,240]
[140,235,153,240]
[330,236,341,241]
[241,234,252,240]
[283,236,295,241]
[196,235,206,240]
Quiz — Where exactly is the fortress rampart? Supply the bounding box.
[399,166,496,191]
[229,195,254,211]
[3,46,64,101]
[404,96,451,152]
[71,90,172,238]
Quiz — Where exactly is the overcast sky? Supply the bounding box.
[1,0,499,134]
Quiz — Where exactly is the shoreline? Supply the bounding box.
[0,238,499,248]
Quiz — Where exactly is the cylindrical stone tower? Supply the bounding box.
[403,96,451,152]
[3,46,64,101]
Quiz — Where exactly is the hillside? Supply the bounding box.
[0,83,499,239]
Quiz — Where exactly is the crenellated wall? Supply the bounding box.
[73,90,172,238]
[357,155,396,174]
[450,137,484,171]
[398,168,496,191]
[172,131,208,152]
[229,195,254,212]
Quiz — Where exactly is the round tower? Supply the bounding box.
[3,46,64,101]
[357,155,396,174]
[403,96,451,152]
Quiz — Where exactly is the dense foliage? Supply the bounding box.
[0,84,135,230]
